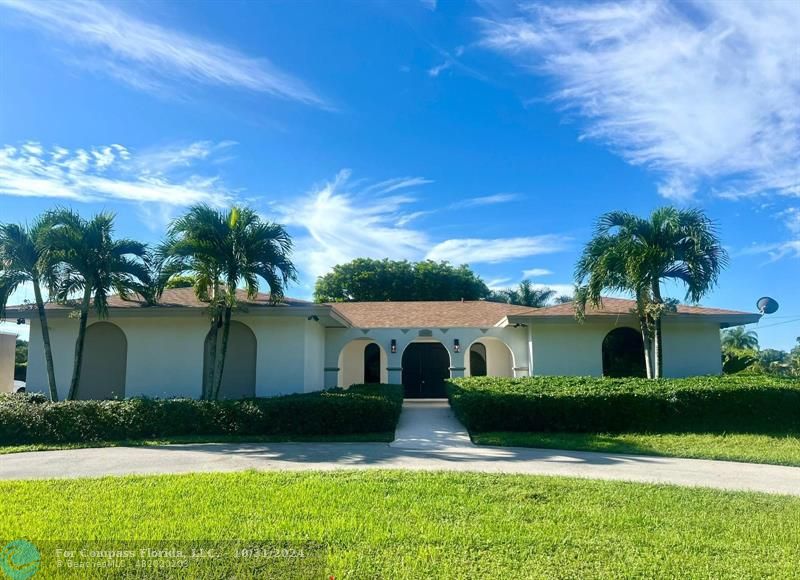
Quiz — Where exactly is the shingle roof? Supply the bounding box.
[520,297,755,317]
[16,287,311,311]
[327,300,540,328]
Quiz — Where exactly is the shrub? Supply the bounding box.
[447,376,800,434]
[0,384,403,445]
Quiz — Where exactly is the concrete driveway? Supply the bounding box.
[2,400,800,496]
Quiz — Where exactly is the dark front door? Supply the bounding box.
[402,343,450,398]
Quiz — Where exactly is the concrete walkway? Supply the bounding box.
[2,400,800,496]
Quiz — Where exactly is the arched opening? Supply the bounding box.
[364,343,381,384]
[466,338,514,377]
[337,340,388,387]
[401,341,450,398]
[204,321,257,399]
[602,327,646,378]
[469,343,487,376]
[76,322,127,400]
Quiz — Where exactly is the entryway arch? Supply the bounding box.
[76,321,127,400]
[203,320,257,399]
[401,340,451,398]
[337,339,388,387]
[466,337,514,377]
[602,327,646,378]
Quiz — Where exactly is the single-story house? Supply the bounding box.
[5,288,760,399]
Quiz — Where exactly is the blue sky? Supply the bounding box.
[0,0,798,349]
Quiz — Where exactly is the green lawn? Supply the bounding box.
[0,432,393,455]
[472,431,800,467]
[1,471,798,578]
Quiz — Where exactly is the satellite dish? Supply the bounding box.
[756,296,779,314]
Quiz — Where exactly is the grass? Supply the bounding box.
[472,431,800,467]
[1,471,799,578]
[0,432,393,455]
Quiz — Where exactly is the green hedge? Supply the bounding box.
[447,376,800,434]
[0,384,403,445]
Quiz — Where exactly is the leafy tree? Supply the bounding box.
[159,205,296,400]
[721,326,759,350]
[164,274,196,289]
[490,279,556,307]
[15,339,27,365]
[575,207,728,379]
[722,347,759,374]
[314,258,490,302]
[45,209,149,400]
[554,294,574,304]
[0,219,61,400]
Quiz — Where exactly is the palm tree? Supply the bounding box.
[45,209,149,400]
[158,205,296,400]
[721,326,759,350]
[0,219,60,400]
[575,207,728,379]
[494,280,555,307]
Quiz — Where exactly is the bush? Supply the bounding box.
[447,376,800,434]
[0,384,403,445]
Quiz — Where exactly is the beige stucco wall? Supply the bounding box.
[337,339,389,387]
[464,338,515,377]
[531,318,723,377]
[0,331,16,393]
[26,313,328,399]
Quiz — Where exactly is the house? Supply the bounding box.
[5,288,760,400]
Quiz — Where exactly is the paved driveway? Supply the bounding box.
[2,400,800,496]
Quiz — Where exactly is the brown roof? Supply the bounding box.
[520,297,756,317]
[13,287,311,311]
[328,300,540,328]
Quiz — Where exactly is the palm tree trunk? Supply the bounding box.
[652,283,663,379]
[32,280,58,401]
[212,306,232,400]
[67,285,92,400]
[638,316,653,379]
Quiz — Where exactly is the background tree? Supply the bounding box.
[159,205,296,400]
[554,294,574,304]
[575,207,728,379]
[721,326,759,350]
[0,220,61,400]
[46,210,149,400]
[489,279,556,307]
[314,258,490,302]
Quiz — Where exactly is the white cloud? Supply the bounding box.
[426,235,569,264]
[486,278,513,291]
[478,0,800,201]
[279,170,430,278]
[458,193,521,208]
[428,61,452,78]
[522,268,552,278]
[0,0,326,107]
[0,141,233,206]
[278,171,570,282]
[741,241,800,261]
[780,207,800,235]
[420,0,437,11]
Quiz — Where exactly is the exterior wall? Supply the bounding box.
[26,313,327,399]
[0,331,16,393]
[464,338,514,377]
[325,326,529,388]
[531,318,723,378]
[661,320,723,377]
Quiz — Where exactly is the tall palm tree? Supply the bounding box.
[495,280,556,307]
[158,205,296,400]
[45,209,149,400]
[0,219,60,400]
[575,207,728,379]
[721,326,759,350]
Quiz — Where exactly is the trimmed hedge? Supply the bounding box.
[0,384,403,445]
[447,376,800,434]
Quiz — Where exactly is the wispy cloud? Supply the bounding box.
[458,193,521,208]
[522,268,552,278]
[477,0,800,201]
[741,241,800,261]
[0,141,234,207]
[279,170,430,278]
[278,170,570,281]
[420,0,437,11]
[426,235,569,264]
[0,0,327,107]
